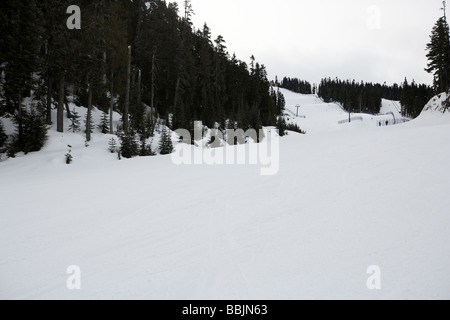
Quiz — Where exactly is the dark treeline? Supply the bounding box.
[318,78,434,118]
[269,86,285,116]
[279,77,312,94]
[399,78,435,118]
[0,0,279,154]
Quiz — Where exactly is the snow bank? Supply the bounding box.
[411,93,450,127]
[0,117,15,136]
[423,92,450,113]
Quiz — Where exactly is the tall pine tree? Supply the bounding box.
[425,16,450,93]
[0,0,43,150]
[159,126,174,155]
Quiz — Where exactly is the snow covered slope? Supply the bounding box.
[380,99,402,118]
[278,88,408,133]
[423,92,450,113]
[1,92,450,300]
[280,89,348,133]
[412,93,450,127]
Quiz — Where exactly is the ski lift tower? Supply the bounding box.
[296,104,301,117]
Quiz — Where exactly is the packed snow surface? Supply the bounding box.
[1,90,449,299]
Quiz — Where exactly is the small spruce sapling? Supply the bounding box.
[99,112,110,134]
[65,145,73,164]
[69,109,81,133]
[108,137,118,153]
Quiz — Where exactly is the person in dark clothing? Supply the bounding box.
[386,121,389,126]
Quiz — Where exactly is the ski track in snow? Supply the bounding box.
[1,90,450,299]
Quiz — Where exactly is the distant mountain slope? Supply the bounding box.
[278,88,410,133]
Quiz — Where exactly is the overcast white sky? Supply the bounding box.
[174,0,443,86]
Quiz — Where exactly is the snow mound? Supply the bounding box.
[423,92,450,114]
[410,93,450,127]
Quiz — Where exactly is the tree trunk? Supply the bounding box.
[17,91,23,140]
[86,81,93,142]
[124,45,131,133]
[174,75,181,112]
[46,78,53,125]
[103,51,107,85]
[65,101,72,119]
[232,100,235,119]
[110,69,114,134]
[151,50,156,116]
[137,69,142,111]
[57,73,65,133]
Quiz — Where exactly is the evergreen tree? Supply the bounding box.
[39,0,74,132]
[280,77,312,94]
[119,131,139,159]
[0,0,44,141]
[276,116,287,137]
[108,137,118,154]
[159,126,174,155]
[317,77,432,116]
[400,78,434,117]
[143,112,155,139]
[425,16,450,93]
[68,109,81,133]
[0,0,278,152]
[285,122,306,134]
[248,105,265,142]
[105,0,128,135]
[271,88,286,115]
[8,108,48,155]
[400,78,412,117]
[99,112,110,134]
[0,121,7,151]
[139,138,155,157]
[80,1,109,141]
[22,109,48,153]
